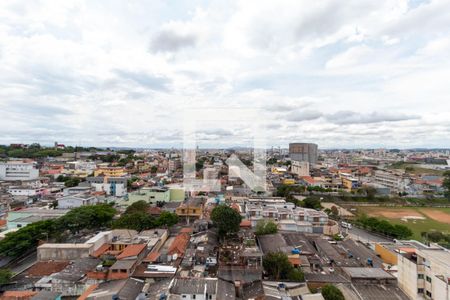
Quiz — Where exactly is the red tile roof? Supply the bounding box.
[301,176,315,184]
[27,261,69,276]
[168,233,190,256]
[180,227,193,233]
[77,284,98,300]
[91,243,110,258]
[1,291,38,299]
[240,220,252,228]
[116,244,146,260]
[144,251,160,262]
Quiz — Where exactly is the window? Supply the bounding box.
[418,274,424,279]
[193,295,196,299]
[182,295,186,298]
[426,291,432,298]
[418,288,424,294]
[426,276,432,283]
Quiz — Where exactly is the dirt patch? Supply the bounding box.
[421,210,450,224]
[368,209,424,219]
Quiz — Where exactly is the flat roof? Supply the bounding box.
[342,267,394,279]
[38,243,93,249]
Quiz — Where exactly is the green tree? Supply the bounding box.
[57,204,116,233]
[321,284,345,300]
[262,252,293,280]
[0,220,58,257]
[151,166,158,174]
[302,198,322,210]
[156,211,179,227]
[125,200,150,214]
[210,205,242,237]
[443,171,450,200]
[287,268,304,281]
[112,212,156,231]
[255,219,278,235]
[0,269,13,285]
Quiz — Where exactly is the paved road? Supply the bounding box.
[11,251,37,276]
[345,227,392,244]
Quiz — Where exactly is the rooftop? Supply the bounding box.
[170,278,217,295]
[342,267,395,279]
[116,243,146,260]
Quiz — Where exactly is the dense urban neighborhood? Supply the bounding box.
[0,142,449,299]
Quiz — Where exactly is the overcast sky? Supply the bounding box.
[1,0,450,149]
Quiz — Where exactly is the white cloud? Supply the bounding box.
[0,0,449,148]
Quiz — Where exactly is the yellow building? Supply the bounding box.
[282,179,296,185]
[94,167,127,177]
[176,198,203,220]
[375,243,398,265]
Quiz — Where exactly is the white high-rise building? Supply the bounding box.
[398,248,450,300]
[0,161,39,181]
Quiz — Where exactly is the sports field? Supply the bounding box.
[356,206,450,240]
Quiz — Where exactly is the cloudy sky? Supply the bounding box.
[1,0,450,149]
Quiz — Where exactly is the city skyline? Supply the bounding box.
[1,1,450,148]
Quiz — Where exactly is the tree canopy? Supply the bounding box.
[0,204,116,258]
[210,205,242,236]
[321,284,345,300]
[262,252,304,281]
[255,219,278,235]
[0,269,13,285]
[443,171,450,200]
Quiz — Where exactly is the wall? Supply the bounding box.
[375,244,398,265]
[397,254,418,300]
[37,245,93,261]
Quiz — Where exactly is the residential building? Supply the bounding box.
[169,277,218,300]
[57,194,99,209]
[291,160,310,177]
[0,161,39,181]
[93,167,127,177]
[398,247,450,300]
[86,176,127,197]
[374,170,409,193]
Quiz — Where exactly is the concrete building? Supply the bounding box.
[374,170,409,193]
[7,208,69,229]
[291,160,310,177]
[245,201,332,234]
[0,161,39,181]
[57,194,99,209]
[126,186,184,205]
[7,186,45,197]
[37,243,94,261]
[169,277,218,300]
[398,247,450,300]
[289,143,318,165]
[86,176,127,197]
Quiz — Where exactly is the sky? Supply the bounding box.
[1,0,450,149]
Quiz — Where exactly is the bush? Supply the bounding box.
[321,284,345,300]
[255,220,278,235]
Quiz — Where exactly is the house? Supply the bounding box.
[169,278,218,300]
[78,278,145,300]
[57,194,99,209]
[37,243,93,261]
[86,176,127,197]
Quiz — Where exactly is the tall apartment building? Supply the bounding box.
[398,248,450,300]
[289,143,318,165]
[0,161,39,181]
